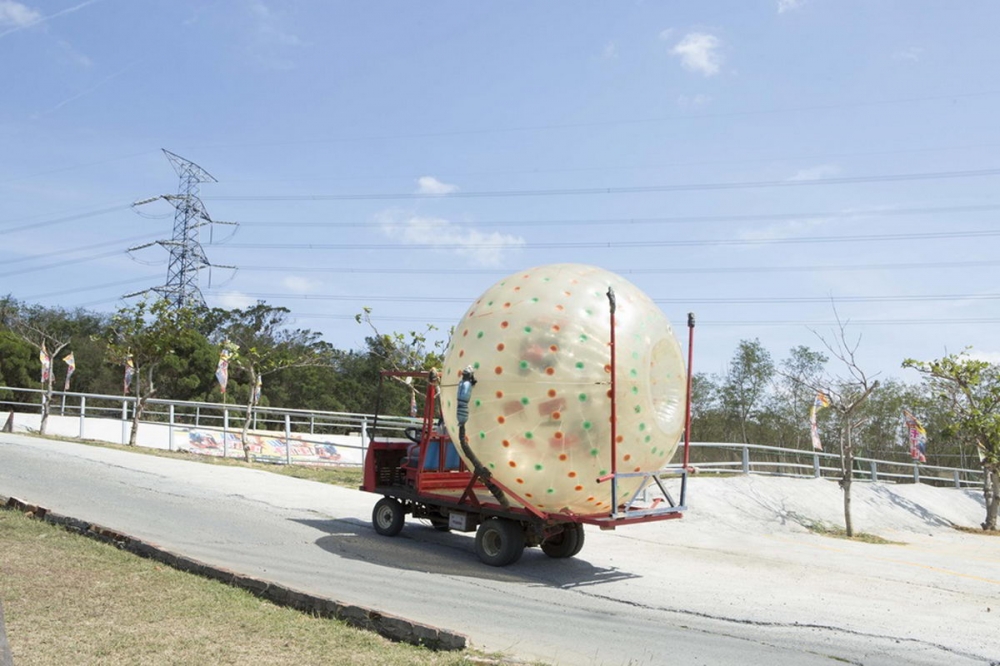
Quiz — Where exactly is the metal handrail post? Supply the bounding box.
[742,446,750,474]
[285,413,292,465]
[78,395,86,439]
[168,404,175,452]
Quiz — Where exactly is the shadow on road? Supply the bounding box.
[292,517,641,588]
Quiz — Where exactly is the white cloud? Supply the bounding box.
[0,1,40,27]
[282,275,319,293]
[375,210,524,267]
[601,41,618,60]
[677,93,712,109]
[737,216,829,244]
[893,47,923,62]
[777,0,805,14]
[249,0,301,47]
[671,33,723,77]
[415,176,459,195]
[658,28,674,42]
[215,291,257,310]
[0,0,101,38]
[788,164,841,182]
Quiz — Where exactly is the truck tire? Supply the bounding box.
[372,497,405,536]
[475,518,525,566]
[541,523,585,558]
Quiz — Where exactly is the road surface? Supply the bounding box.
[1,433,997,665]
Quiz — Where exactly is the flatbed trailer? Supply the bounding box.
[360,315,695,567]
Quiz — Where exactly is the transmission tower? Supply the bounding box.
[128,149,237,308]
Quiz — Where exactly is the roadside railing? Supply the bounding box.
[0,386,985,489]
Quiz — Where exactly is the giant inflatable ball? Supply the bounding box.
[439,264,686,516]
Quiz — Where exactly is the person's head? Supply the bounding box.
[461,365,477,384]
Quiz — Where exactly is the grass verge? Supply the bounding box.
[802,521,905,545]
[0,509,513,666]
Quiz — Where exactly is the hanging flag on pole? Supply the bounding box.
[810,392,830,450]
[253,374,262,403]
[63,352,76,391]
[123,355,135,393]
[39,343,52,384]
[215,347,231,394]
[902,409,927,463]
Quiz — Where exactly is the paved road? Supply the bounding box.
[1,433,997,665]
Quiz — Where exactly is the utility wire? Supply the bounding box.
[235,203,1000,229]
[3,233,161,266]
[23,276,158,301]
[235,259,1000,275]
[0,203,132,232]
[203,291,1000,306]
[270,312,1000,327]
[216,228,1000,251]
[206,167,1000,202]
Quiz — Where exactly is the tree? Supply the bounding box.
[3,299,71,434]
[811,315,879,537]
[903,351,1000,531]
[773,346,828,449]
[213,302,334,460]
[720,339,775,444]
[102,298,198,446]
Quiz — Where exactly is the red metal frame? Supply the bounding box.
[363,303,696,532]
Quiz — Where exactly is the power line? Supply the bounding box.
[23,276,158,301]
[0,203,132,232]
[235,259,1000,276]
[204,290,1000,306]
[236,203,1000,230]
[281,312,1000,327]
[217,228,1000,251]
[206,167,1000,202]
[185,89,1000,151]
[3,232,161,266]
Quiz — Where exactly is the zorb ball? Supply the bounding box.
[439,264,686,516]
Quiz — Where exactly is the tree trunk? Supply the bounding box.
[130,369,154,447]
[984,467,999,531]
[39,388,50,435]
[842,427,854,537]
[241,395,256,462]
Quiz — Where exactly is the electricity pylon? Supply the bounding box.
[127,149,237,308]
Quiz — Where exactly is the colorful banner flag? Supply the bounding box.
[216,347,231,394]
[39,343,51,384]
[810,392,830,450]
[63,352,76,391]
[123,355,135,393]
[903,409,927,463]
[253,374,262,403]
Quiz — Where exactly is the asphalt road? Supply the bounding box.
[1,433,997,665]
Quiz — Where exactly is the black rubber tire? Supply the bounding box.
[372,497,405,536]
[475,518,525,567]
[541,523,585,558]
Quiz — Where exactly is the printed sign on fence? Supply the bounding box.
[175,428,363,466]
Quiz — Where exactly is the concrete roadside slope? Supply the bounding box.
[1,433,997,665]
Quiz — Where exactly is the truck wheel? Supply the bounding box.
[372,497,405,536]
[475,518,525,566]
[541,524,585,558]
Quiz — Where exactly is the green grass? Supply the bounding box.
[0,510,520,666]
[802,520,904,545]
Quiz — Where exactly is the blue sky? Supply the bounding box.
[3,0,999,380]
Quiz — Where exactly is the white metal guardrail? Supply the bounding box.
[0,386,985,489]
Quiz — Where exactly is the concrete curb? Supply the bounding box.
[1,495,466,651]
